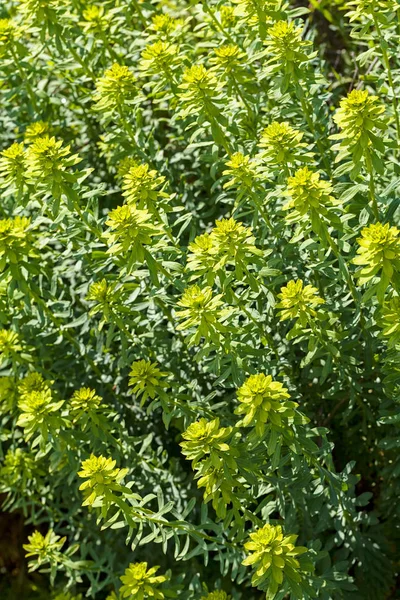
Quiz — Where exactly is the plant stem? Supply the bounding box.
[373,14,400,140]
[11,47,38,112]
[364,150,379,220]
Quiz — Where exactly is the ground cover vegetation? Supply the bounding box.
[1,0,400,598]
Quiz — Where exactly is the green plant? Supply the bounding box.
[0,0,400,599]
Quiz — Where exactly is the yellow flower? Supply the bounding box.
[284,167,336,221]
[70,387,102,411]
[129,359,167,403]
[176,285,228,345]
[242,523,307,594]
[276,280,324,327]
[0,330,23,363]
[104,204,162,259]
[120,562,167,600]
[0,143,29,191]
[78,454,129,506]
[17,388,64,439]
[18,372,50,398]
[0,216,36,271]
[94,64,138,113]
[264,21,313,74]
[23,530,66,565]
[27,136,81,183]
[122,163,166,208]
[236,374,294,436]
[259,122,306,166]
[180,417,233,465]
[140,41,179,76]
[223,152,261,194]
[0,19,22,55]
[212,44,244,72]
[24,121,50,142]
[332,90,387,148]
[353,222,400,286]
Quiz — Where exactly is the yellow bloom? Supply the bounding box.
[276,280,324,326]
[129,359,167,403]
[181,417,233,465]
[78,454,128,506]
[94,64,138,113]
[236,374,294,436]
[120,562,167,600]
[353,222,400,286]
[242,523,307,593]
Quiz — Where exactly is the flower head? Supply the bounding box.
[179,65,220,111]
[242,524,307,594]
[381,297,400,348]
[0,330,22,364]
[94,64,138,113]
[259,122,306,166]
[212,44,244,72]
[0,376,17,415]
[276,280,324,326]
[122,164,166,208]
[223,152,261,195]
[24,121,50,142]
[176,285,227,345]
[18,372,50,398]
[236,374,294,435]
[70,387,102,412]
[129,359,167,403]
[78,454,128,505]
[186,233,218,279]
[87,278,123,323]
[104,204,162,260]
[284,167,336,221]
[150,14,179,36]
[140,41,179,76]
[220,5,236,28]
[353,222,400,287]
[0,216,36,271]
[181,417,233,465]
[27,136,80,184]
[17,388,64,439]
[0,143,29,192]
[23,530,66,565]
[264,21,313,74]
[212,218,260,264]
[120,562,167,600]
[81,5,109,33]
[0,19,21,55]
[0,448,42,492]
[332,90,387,156]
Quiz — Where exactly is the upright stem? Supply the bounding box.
[11,47,38,112]
[297,87,332,177]
[373,14,400,140]
[202,1,236,45]
[364,150,379,220]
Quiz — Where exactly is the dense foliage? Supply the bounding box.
[1,0,400,598]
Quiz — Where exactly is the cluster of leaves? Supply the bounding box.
[0,0,400,598]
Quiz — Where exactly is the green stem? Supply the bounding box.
[297,89,331,177]
[372,14,400,140]
[201,1,236,45]
[11,47,38,112]
[130,0,147,29]
[364,150,379,220]
[66,42,96,80]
